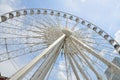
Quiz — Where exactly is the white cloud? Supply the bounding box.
[0,0,26,77]
[56,72,66,80]
[99,49,107,56]
[0,0,25,15]
[56,61,67,80]
[0,60,17,77]
[55,60,77,80]
[58,0,120,36]
[58,61,66,70]
[0,0,120,79]
[0,4,13,14]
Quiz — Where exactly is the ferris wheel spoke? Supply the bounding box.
[45,57,56,80]
[64,52,69,80]
[75,35,106,41]
[0,23,44,34]
[68,47,100,78]
[0,43,46,62]
[31,15,55,28]
[4,38,9,59]
[68,45,94,80]
[64,42,73,80]
[68,50,89,80]
[65,18,69,28]
[51,17,60,27]
[81,41,114,51]
[39,15,58,27]
[71,22,79,31]
[48,15,58,26]
[43,15,58,27]
[30,53,53,80]
[0,31,29,37]
[34,52,57,80]
[30,36,64,80]
[0,42,45,45]
[0,28,41,38]
[64,56,69,80]
[81,40,110,47]
[0,46,46,62]
[0,41,45,55]
[70,39,103,80]
[84,55,108,80]
[6,42,45,55]
[0,32,44,40]
[82,51,106,74]
[70,35,120,74]
[27,16,51,28]
[13,16,47,30]
[0,36,44,39]
[3,21,45,36]
[72,37,113,53]
[37,43,63,80]
[66,53,81,80]
[68,46,92,80]
[9,34,65,80]
[64,42,80,80]
[83,52,105,70]
[0,8,120,80]
[74,53,93,80]
[29,18,49,30]
[86,45,117,58]
[55,16,62,28]
[74,34,107,42]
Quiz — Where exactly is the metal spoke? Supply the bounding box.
[0,8,120,80]
[70,35,120,73]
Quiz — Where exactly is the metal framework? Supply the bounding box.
[0,8,120,80]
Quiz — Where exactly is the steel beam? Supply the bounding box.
[70,35,120,73]
[32,42,63,80]
[71,41,102,80]
[37,47,60,80]
[10,34,65,80]
[67,53,81,80]
[69,53,89,80]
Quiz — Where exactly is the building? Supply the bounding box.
[0,73,9,80]
[105,57,120,80]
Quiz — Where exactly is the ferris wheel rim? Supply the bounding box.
[0,8,119,54]
[0,8,120,80]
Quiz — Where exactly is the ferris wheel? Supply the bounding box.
[0,8,120,80]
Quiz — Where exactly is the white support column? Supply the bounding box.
[30,41,61,80]
[71,41,102,80]
[70,35,120,73]
[30,49,56,80]
[64,54,69,80]
[38,52,57,80]
[67,54,81,80]
[69,53,89,80]
[10,34,65,80]
[37,46,61,80]
[32,41,63,80]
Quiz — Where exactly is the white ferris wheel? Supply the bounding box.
[0,8,120,80]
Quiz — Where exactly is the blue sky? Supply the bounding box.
[0,0,120,79]
[0,0,120,38]
[21,0,120,36]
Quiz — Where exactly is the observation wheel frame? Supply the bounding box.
[0,8,120,80]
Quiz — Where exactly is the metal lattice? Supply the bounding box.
[0,8,120,80]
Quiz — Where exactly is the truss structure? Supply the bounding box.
[0,8,120,80]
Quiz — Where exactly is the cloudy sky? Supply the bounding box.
[0,0,120,79]
[0,0,120,42]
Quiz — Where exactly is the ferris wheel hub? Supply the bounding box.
[62,28,72,37]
